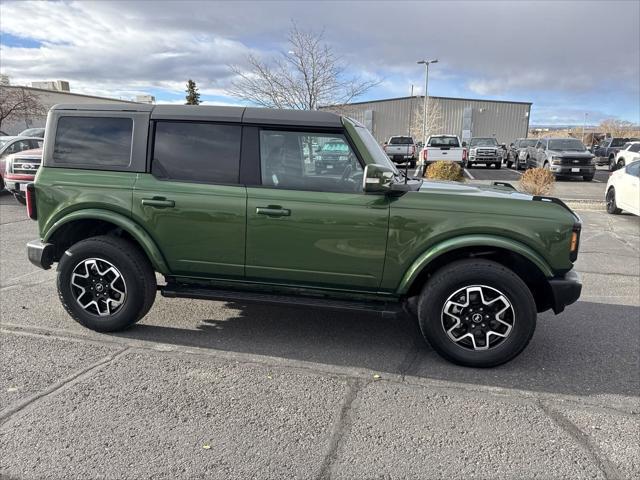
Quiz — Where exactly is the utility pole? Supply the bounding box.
[417,59,438,143]
[582,112,588,144]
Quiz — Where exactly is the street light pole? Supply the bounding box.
[582,112,588,144]
[417,59,438,144]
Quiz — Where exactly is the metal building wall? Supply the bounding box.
[330,96,531,145]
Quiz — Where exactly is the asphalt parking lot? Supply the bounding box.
[1,184,638,479]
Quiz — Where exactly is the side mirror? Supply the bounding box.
[363,164,395,193]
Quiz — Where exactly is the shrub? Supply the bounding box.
[424,161,464,182]
[519,167,555,195]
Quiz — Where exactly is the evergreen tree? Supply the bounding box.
[185,79,201,105]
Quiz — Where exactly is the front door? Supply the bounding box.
[131,121,246,278]
[245,129,389,291]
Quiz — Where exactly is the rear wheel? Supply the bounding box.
[417,259,536,367]
[608,157,616,171]
[57,235,157,332]
[617,159,625,170]
[606,187,621,214]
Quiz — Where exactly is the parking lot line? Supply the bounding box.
[463,169,475,180]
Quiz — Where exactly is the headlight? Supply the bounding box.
[551,156,561,165]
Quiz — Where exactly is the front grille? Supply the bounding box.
[560,157,591,166]
[12,159,41,175]
[477,149,497,156]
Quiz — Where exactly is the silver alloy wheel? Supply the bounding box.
[441,285,515,351]
[70,258,127,316]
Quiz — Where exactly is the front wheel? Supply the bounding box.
[13,193,26,205]
[608,157,616,171]
[617,159,625,170]
[57,235,157,332]
[417,259,536,367]
[606,187,621,214]
[495,162,502,169]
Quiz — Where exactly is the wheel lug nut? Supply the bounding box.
[481,323,486,327]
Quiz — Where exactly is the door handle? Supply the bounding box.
[256,206,291,217]
[142,197,175,208]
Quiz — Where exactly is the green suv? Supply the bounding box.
[26,104,582,367]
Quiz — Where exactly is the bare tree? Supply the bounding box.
[0,86,47,130]
[410,97,443,141]
[598,118,640,137]
[227,23,379,110]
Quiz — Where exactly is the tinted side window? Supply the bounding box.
[152,122,241,184]
[626,162,640,177]
[53,116,132,166]
[260,130,363,193]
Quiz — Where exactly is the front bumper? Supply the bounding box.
[469,156,500,162]
[27,239,55,270]
[548,270,582,314]
[549,165,595,176]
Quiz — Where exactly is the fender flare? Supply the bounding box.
[43,208,170,274]
[396,234,554,295]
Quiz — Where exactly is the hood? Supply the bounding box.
[548,150,593,157]
[418,180,532,200]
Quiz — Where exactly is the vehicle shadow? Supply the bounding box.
[114,300,639,399]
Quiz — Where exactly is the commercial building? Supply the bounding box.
[0,81,139,135]
[324,95,532,145]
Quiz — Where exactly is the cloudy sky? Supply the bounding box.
[1,0,638,125]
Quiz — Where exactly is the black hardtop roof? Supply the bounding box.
[51,104,343,128]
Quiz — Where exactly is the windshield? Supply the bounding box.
[428,136,460,147]
[548,139,587,151]
[348,122,399,173]
[519,139,537,147]
[470,138,498,147]
[389,136,413,145]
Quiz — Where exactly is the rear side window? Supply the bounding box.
[53,116,132,166]
[152,122,241,184]
[628,144,640,153]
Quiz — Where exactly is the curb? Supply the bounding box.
[561,199,606,210]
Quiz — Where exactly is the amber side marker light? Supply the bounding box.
[569,224,581,262]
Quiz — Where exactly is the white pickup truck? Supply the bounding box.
[383,136,417,167]
[418,135,467,169]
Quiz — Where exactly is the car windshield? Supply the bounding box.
[389,137,413,145]
[321,142,349,152]
[520,139,537,147]
[470,138,498,147]
[428,136,460,147]
[548,139,587,151]
[346,119,398,174]
[19,128,44,137]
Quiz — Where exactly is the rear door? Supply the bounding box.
[620,162,640,214]
[132,121,246,278]
[245,128,389,290]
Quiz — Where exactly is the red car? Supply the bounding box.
[3,148,42,204]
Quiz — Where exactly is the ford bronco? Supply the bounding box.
[26,104,582,367]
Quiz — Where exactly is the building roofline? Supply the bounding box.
[2,84,139,104]
[325,95,532,107]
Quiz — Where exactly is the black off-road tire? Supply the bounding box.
[57,235,157,332]
[606,187,621,214]
[417,259,537,368]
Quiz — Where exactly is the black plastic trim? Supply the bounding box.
[548,270,582,314]
[26,239,55,270]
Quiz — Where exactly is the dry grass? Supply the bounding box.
[519,167,555,195]
[424,161,464,182]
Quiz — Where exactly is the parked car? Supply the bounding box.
[593,137,639,171]
[4,148,42,204]
[0,136,43,190]
[18,127,45,138]
[506,138,537,170]
[314,139,354,173]
[605,160,639,216]
[26,103,583,368]
[466,137,501,169]
[383,136,417,167]
[612,141,640,170]
[419,134,466,171]
[524,138,595,181]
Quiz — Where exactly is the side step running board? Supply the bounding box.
[161,284,401,317]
